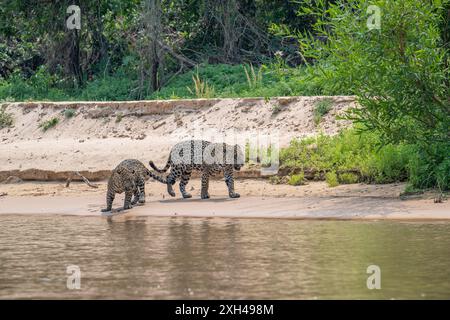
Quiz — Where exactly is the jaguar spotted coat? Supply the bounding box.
[148,140,244,199]
[101,159,150,212]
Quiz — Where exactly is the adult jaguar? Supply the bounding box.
[148,140,244,199]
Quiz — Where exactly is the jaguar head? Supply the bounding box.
[116,168,136,192]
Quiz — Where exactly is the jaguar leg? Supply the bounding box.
[179,169,192,198]
[131,187,140,205]
[224,168,240,198]
[137,177,146,204]
[101,190,115,212]
[201,172,210,199]
[166,169,179,197]
[123,190,134,210]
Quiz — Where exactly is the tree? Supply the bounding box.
[295,0,449,188]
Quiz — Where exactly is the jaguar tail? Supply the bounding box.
[145,168,168,184]
[149,156,171,173]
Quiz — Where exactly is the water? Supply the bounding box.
[0,215,449,299]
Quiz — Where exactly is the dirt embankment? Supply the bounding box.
[0,96,355,182]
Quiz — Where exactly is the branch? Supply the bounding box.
[66,171,98,189]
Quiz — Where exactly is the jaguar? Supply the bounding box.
[101,159,150,212]
[148,140,244,199]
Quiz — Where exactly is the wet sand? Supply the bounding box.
[1,180,448,220]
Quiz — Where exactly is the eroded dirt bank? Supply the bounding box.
[0,96,354,181]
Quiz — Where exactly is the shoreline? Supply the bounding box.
[1,180,448,221]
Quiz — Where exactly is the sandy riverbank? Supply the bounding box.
[0,96,354,181]
[0,179,448,220]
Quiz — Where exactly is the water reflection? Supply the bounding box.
[0,215,449,299]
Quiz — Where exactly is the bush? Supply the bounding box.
[0,107,13,128]
[280,128,413,185]
[288,173,306,186]
[313,98,333,125]
[339,172,359,184]
[326,171,339,187]
[293,0,449,189]
[63,108,76,119]
[407,143,450,191]
[40,117,59,131]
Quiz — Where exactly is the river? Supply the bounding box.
[0,215,449,299]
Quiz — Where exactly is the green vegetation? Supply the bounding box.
[325,172,339,187]
[288,173,306,186]
[285,0,449,191]
[0,107,13,128]
[244,64,264,90]
[63,108,76,119]
[0,0,448,191]
[39,117,59,132]
[313,98,333,125]
[280,128,426,186]
[338,173,359,185]
[187,70,216,99]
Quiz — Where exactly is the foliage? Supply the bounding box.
[313,98,333,125]
[281,127,449,190]
[338,172,359,184]
[0,106,13,128]
[288,173,306,186]
[187,70,215,99]
[325,171,339,187]
[244,64,264,89]
[39,117,59,131]
[265,0,450,190]
[63,108,76,119]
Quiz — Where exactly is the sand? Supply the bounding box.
[1,97,447,220]
[0,97,354,177]
[0,179,448,220]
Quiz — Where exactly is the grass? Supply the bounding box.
[280,128,449,191]
[288,173,306,186]
[244,64,263,89]
[39,117,59,131]
[0,107,13,128]
[338,172,359,184]
[313,98,334,125]
[0,62,352,102]
[187,70,215,98]
[280,128,413,185]
[325,171,339,187]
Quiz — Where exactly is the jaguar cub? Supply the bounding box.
[148,140,244,199]
[101,159,150,212]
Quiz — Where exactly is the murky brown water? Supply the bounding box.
[0,215,449,299]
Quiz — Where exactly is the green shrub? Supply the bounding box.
[338,172,359,184]
[40,117,59,131]
[280,128,414,185]
[313,98,333,125]
[326,171,339,187]
[63,108,76,119]
[288,173,306,186]
[293,0,449,189]
[407,143,450,191]
[0,107,13,128]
